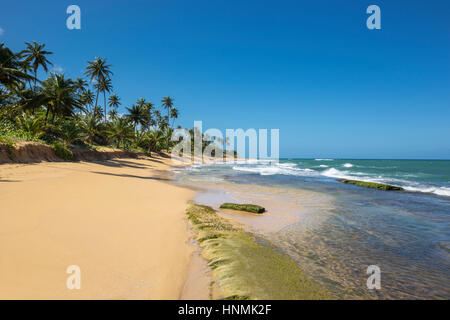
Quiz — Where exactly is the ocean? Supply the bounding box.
[173,159,450,299]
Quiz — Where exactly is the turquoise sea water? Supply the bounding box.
[175,159,450,299]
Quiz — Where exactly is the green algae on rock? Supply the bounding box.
[186,201,330,300]
[336,179,403,191]
[219,203,265,214]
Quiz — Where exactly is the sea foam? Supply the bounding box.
[343,163,354,168]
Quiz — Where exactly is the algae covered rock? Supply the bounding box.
[220,203,265,214]
[336,179,403,191]
[186,202,330,299]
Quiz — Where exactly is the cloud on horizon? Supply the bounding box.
[0,27,4,35]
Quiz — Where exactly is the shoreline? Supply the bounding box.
[1,152,331,299]
[172,162,333,299]
[174,159,450,299]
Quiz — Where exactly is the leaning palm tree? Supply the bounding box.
[0,44,34,88]
[21,41,53,92]
[161,96,173,127]
[84,57,113,114]
[7,82,46,114]
[93,76,112,122]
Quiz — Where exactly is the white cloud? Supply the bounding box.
[52,65,64,73]
[0,27,4,36]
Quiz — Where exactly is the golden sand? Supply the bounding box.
[0,155,205,299]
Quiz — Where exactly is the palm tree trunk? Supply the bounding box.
[168,108,170,128]
[45,107,50,124]
[95,89,99,112]
[32,70,37,114]
[34,70,37,93]
[103,91,106,123]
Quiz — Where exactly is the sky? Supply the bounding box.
[1,0,449,159]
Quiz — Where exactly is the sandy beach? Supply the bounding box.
[0,155,200,299]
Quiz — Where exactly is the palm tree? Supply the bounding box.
[14,113,45,138]
[143,101,154,131]
[0,44,34,88]
[60,120,82,145]
[147,129,164,156]
[22,41,53,92]
[159,115,169,131]
[79,112,101,144]
[92,105,103,120]
[108,108,118,120]
[106,117,134,148]
[41,73,80,123]
[93,76,112,122]
[126,104,145,130]
[134,98,154,131]
[74,77,87,93]
[18,58,34,89]
[170,107,179,127]
[6,82,44,114]
[153,109,161,122]
[108,94,120,111]
[163,126,173,152]
[161,96,173,127]
[85,57,113,116]
[136,98,147,108]
[80,89,95,112]
[107,94,120,121]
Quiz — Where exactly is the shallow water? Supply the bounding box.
[174,159,450,299]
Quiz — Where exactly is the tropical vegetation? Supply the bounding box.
[0,41,182,158]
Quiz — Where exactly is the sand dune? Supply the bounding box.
[0,155,197,299]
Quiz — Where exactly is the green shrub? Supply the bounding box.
[220,203,265,214]
[0,118,42,143]
[51,142,73,160]
[0,134,15,160]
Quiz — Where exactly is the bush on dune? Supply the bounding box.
[51,142,73,160]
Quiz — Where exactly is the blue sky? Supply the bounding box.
[1,0,449,158]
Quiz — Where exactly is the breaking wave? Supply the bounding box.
[343,163,353,168]
[230,162,450,197]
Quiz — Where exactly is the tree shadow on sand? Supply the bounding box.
[92,158,164,169]
[90,171,171,181]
